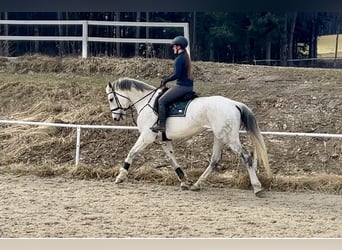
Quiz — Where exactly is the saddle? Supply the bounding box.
[153,88,198,117]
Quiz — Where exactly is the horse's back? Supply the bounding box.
[190,95,242,129]
[190,95,242,114]
[165,95,242,139]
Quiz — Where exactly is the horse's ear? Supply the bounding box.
[108,81,113,89]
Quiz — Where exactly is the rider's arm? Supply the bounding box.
[163,55,183,84]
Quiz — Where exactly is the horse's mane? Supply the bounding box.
[115,77,155,92]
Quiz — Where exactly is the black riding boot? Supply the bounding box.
[151,104,166,133]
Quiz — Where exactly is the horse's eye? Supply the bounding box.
[109,98,114,102]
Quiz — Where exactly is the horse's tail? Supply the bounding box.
[237,104,272,179]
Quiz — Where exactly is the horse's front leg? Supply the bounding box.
[161,141,190,190]
[115,132,155,184]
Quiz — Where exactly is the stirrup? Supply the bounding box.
[150,123,165,133]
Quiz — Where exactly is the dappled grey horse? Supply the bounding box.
[106,77,272,196]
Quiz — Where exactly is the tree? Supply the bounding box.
[0,11,339,65]
[0,12,10,56]
[247,12,281,64]
[333,12,341,67]
[287,12,298,66]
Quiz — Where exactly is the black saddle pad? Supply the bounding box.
[167,100,193,117]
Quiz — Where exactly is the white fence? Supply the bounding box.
[1,119,341,166]
[253,57,342,67]
[0,20,190,58]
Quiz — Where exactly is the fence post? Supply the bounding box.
[82,21,88,58]
[75,126,81,165]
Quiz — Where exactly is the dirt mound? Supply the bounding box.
[0,55,173,78]
[0,55,246,82]
[0,56,341,194]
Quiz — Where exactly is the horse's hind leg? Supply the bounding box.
[161,141,190,190]
[191,136,224,191]
[230,141,263,197]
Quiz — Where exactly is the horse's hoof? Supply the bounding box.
[180,182,190,190]
[115,175,125,184]
[190,184,201,192]
[115,168,128,184]
[254,188,266,198]
[114,178,124,184]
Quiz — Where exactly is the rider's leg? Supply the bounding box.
[151,102,167,132]
[151,86,192,133]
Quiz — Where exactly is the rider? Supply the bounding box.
[150,35,194,133]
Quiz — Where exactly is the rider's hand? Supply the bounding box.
[160,79,167,88]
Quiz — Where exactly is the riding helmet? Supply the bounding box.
[171,36,188,49]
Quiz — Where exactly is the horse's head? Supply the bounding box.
[106,81,130,121]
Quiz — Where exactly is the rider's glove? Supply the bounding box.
[160,78,167,87]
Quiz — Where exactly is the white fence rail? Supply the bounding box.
[0,119,138,166]
[253,57,342,66]
[1,119,341,166]
[0,20,190,58]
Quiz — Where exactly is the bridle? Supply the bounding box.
[107,86,159,121]
[108,90,130,117]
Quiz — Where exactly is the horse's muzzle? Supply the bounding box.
[113,113,124,121]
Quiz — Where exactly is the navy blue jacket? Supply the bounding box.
[164,52,193,87]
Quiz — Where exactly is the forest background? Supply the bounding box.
[0,12,341,66]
